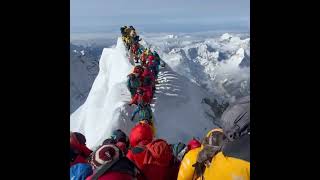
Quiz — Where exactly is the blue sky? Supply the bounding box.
[71,0,250,33]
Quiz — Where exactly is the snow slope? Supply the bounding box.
[154,66,215,143]
[70,37,216,149]
[70,38,136,149]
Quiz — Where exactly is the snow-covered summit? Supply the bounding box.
[70,37,216,149]
[70,32,250,149]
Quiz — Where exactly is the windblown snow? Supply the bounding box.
[70,33,250,149]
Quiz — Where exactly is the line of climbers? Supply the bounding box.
[70,96,250,180]
[70,26,250,180]
[122,26,163,134]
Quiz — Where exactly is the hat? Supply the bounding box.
[187,138,201,151]
[70,132,86,145]
[90,144,121,169]
[102,138,116,145]
[129,123,153,147]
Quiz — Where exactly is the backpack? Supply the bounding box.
[131,139,173,180]
[131,139,173,166]
[192,130,227,179]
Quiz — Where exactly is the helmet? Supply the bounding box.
[70,132,86,145]
[221,96,250,141]
[129,123,153,147]
[187,138,201,150]
[102,138,116,145]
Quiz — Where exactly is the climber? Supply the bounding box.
[140,67,155,98]
[129,87,153,122]
[126,72,141,97]
[110,129,129,147]
[170,138,201,180]
[146,54,158,79]
[122,26,133,50]
[70,132,93,167]
[191,128,226,179]
[175,138,201,163]
[124,36,132,50]
[141,66,155,83]
[132,65,144,77]
[109,129,130,154]
[198,95,250,180]
[131,42,140,63]
[140,80,154,100]
[124,26,132,36]
[129,25,135,31]
[140,53,147,66]
[133,35,142,44]
[140,48,151,67]
[130,103,153,122]
[177,128,224,180]
[86,144,143,180]
[127,123,174,180]
[141,66,155,89]
[129,88,152,106]
[70,163,93,180]
[120,26,127,36]
[129,28,137,38]
[137,45,145,59]
[126,26,137,39]
[170,142,187,180]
